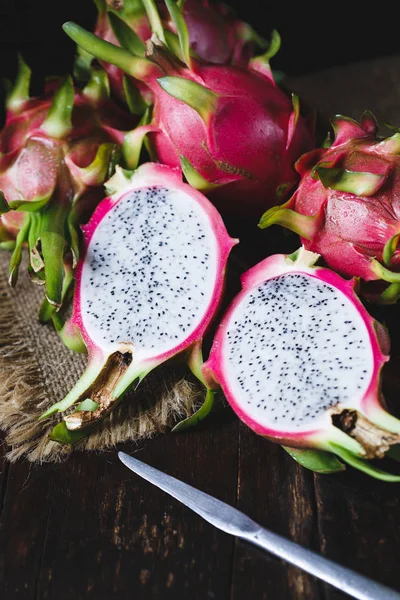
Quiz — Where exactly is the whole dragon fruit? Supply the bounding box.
[63,7,313,217]
[259,113,400,303]
[41,163,237,443]
[0,56,136,308]
[203,247,400,481]
[90,0,267,103]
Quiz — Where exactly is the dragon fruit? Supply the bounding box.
[90,0,267,103]
[63,6,313,217]
[41,162,237,443]
[203,247,400,481]
[259,113,400,303]
[0,56,136,308]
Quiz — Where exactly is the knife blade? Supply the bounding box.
[118,452,400,600]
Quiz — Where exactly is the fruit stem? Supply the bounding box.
[332,409,400,459]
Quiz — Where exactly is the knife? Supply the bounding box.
[118,452,400,600]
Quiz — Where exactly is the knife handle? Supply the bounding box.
[248,528,399,600]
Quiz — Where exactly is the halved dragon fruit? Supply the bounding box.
[42,162,237,443]
[203,247,400,481]
[0,56,135,308]
[259,113,400,303]
[63,2,313,216]
[90,0,267,103]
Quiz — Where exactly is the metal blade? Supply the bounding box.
[118,453,400,600]
[118,452,260,537]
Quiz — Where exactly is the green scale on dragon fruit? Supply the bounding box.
[41,163,237,444]
[86,0,269,105]
[260,112,400,304]
[0,56,136,316]
[203,248,400,481]
[62,0,313,217]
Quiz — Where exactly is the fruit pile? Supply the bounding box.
[1,0,400,481]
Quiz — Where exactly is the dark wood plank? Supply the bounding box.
[313,470,400,599]
[230,424,323,600]
[0,433,10,590]
[29,416,239,600]
[0,434,9,518]
[0,458,54,599]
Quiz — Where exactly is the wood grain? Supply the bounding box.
[0,415,239,600]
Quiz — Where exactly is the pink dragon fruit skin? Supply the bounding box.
[162,0,266,65]
[64,18,313,216]
[148,63,312,215]
[174,0,233,64]
[0,57,136,307]
[42,162,237,442]
[92,0,267,102]
[203,248,400,481]
[259,113,400,301]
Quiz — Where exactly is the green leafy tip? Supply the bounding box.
[180,155,220,192]
[6,54,31,112]
[157,76,218,124]
[172,388,215,432]
[141,0,167,45]
[123,75,148,115]
[316,166,386,197]
[165,0,192,68]
[50,421,92,445]
[41,77,74,139]
[63,22,152,81]
[108,11,146,57]
[250,29,281,71]
[258,204,322,240]
[83,66,110,102]
[383,234,400,267]
[330,444,400,482]
[371,258,400,283]
[283,447,345,474]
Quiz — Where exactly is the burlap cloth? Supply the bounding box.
[0,252,202,462]
[1,54,400,462]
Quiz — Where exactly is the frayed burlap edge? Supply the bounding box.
[0,273,202,463]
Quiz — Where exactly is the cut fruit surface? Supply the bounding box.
[223,272,373,433]
[43,163,237,441]
[80,182,218,360]
[204,248,400,480]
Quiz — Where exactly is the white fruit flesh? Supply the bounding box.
[80,186,217,360]
[223,273,373,432]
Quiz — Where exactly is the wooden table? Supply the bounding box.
[1,401,399,599]
[1,56,400,599]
